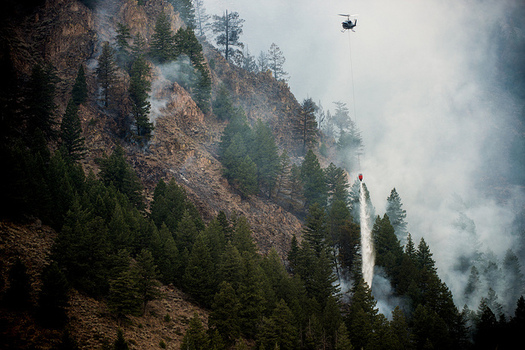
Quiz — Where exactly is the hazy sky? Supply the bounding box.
[204,0,525,306]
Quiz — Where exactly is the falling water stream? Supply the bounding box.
[360,182,375,288]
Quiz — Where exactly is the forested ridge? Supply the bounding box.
[1,1,524,349]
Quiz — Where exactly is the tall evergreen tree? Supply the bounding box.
[71,65,88,105]
[183,233,215,306]
[336,119,363,173]
[332,101,351,135]
[168,0,195,28]
[181,312,210,350]
[98,145,144,209]
[193,0,210,37]
[211,10,244,62]
[128,55,153,143]
[60,99,86,162]
[250,119,280,197]
[209,281,241,344]
[26,63,59,141]
[114,329,130,350]
[96,42,118,108]
[135,249,161,314]
[295,98,319,155]
[301,149,328,208]
[386,188,409,245]
[267,43,289,81]
[150,11,175,63]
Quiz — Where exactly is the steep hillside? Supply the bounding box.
[0,0,308,348]
[1,0,305,252]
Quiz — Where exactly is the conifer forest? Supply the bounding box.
[0,1,524,349]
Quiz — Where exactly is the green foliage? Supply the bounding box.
[150,178,203,233]
[267,43,289,81]
[135,249,161,314]
[295,98,318,155]
[128,55,153,143]
[386,188,408,244]
[167,0,195,28]
[26,63,59,141]
[71,65,88,105]
[251,119,280,197]
[300,149,328,208]
[96,42,118,107]
[183,233,216,306]
[114,329,130,350]
[222,133,258,197]
[150,12,175,63]
[212,84,235,120]
[210,281,241,344]
[173,27,211,112]
[60,99,86,162]
[211,11,245,62]
[98,144,144,209]
[181,312,210,350]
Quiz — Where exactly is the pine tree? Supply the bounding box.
[193,0,210,37]
[151,223,179,284]
[98,144,144,209]
[96,42,118,108]
[295,98,319,155]
[301,149,328,208]
[268,43,289,81]
[60,99,86,162]
[181,312,210,349]
[183,233,215,306]
[416,238,436,273]
[168,0,195,28]
[71,65,88,105]
[325,163,349,204]
[218,242,245,290]
[335,322,354,350]
[346,278,379,350]
[372,214,403,279]
[114,329,130,350]
[336,119,363,173]
[386,188,409,245]
[250,119,280,197]
[303,203,328,256]
[150,11,175,63]
[257,50,269,72]
[213,84,235,120]
[222,133,258,197]
[108,265,141,319]
[332,101,351,135]
[209,281,241,344]
[26,63,59,141]
[211,10,244,62]
[128,55,153,143]
[257,299,298,350]
[135,249,161,314]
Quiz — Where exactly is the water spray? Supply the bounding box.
[360,180,375,288]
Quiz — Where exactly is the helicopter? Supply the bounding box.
[339,14,358,32]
